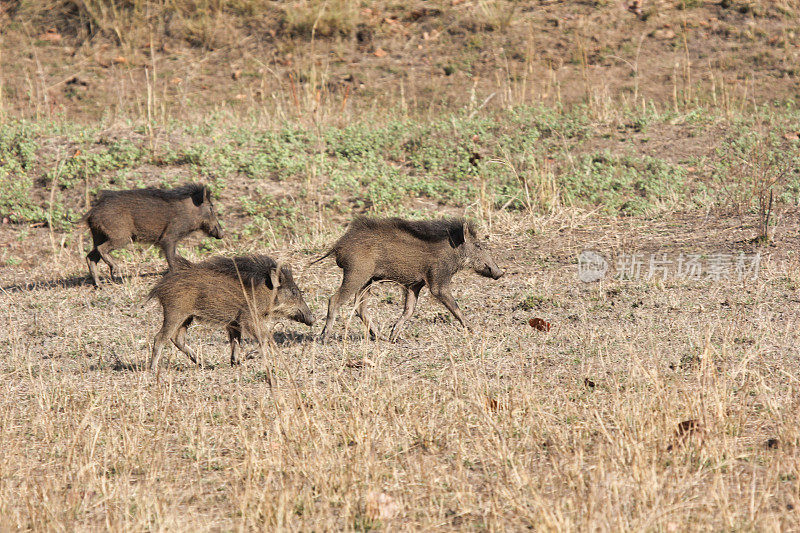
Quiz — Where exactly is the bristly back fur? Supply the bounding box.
[309,217,479,265]
[95,183,206,204]
[350,216,478,243]
[148,255,284,301]
[200,255,290,287]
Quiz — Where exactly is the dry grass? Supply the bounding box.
[1,209,799,529]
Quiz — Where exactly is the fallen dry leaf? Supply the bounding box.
[676,419,702,437]
[374,48,388,58]
[231,69,242,81]
[529,317,552,332]
[783,131,799,141]
[39,29,62,42]
[112,56,127,65]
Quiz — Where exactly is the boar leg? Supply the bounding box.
[151,311,186,371]
[172,317,200,366]
[355,283,383,340]
[389,282,424,342]
[95,240,121,281]
[86,229,110,286]
[160,239,188,271]
[431,284,471,332]
[227,323,242,366]
[86,249,103,286]
[321,270,370,342]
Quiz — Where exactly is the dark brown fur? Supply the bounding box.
[318,217,504,342]
[147,254,313,371]
[79,184,224,286]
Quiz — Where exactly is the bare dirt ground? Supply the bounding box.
[4,1,800,121]
[1,207,799,529]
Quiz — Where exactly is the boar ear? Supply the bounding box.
[190,186,206,207]
[462,221,473,243]
[267,262,282,290]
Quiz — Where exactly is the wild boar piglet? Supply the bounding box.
[78,184,224,286]
[314,217,504,342]
[147,254,313,371]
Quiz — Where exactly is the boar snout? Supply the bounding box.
[477,265,504,279]
[211,225,225,239]
[292,305,314,327]
[205,221,224,240]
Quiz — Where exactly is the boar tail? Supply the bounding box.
[309,248,335,266]
[172,255,194,270]
[144,285,160,305]
[142,280,167,310]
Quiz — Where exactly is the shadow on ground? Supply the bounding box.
[1,271,166,293]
